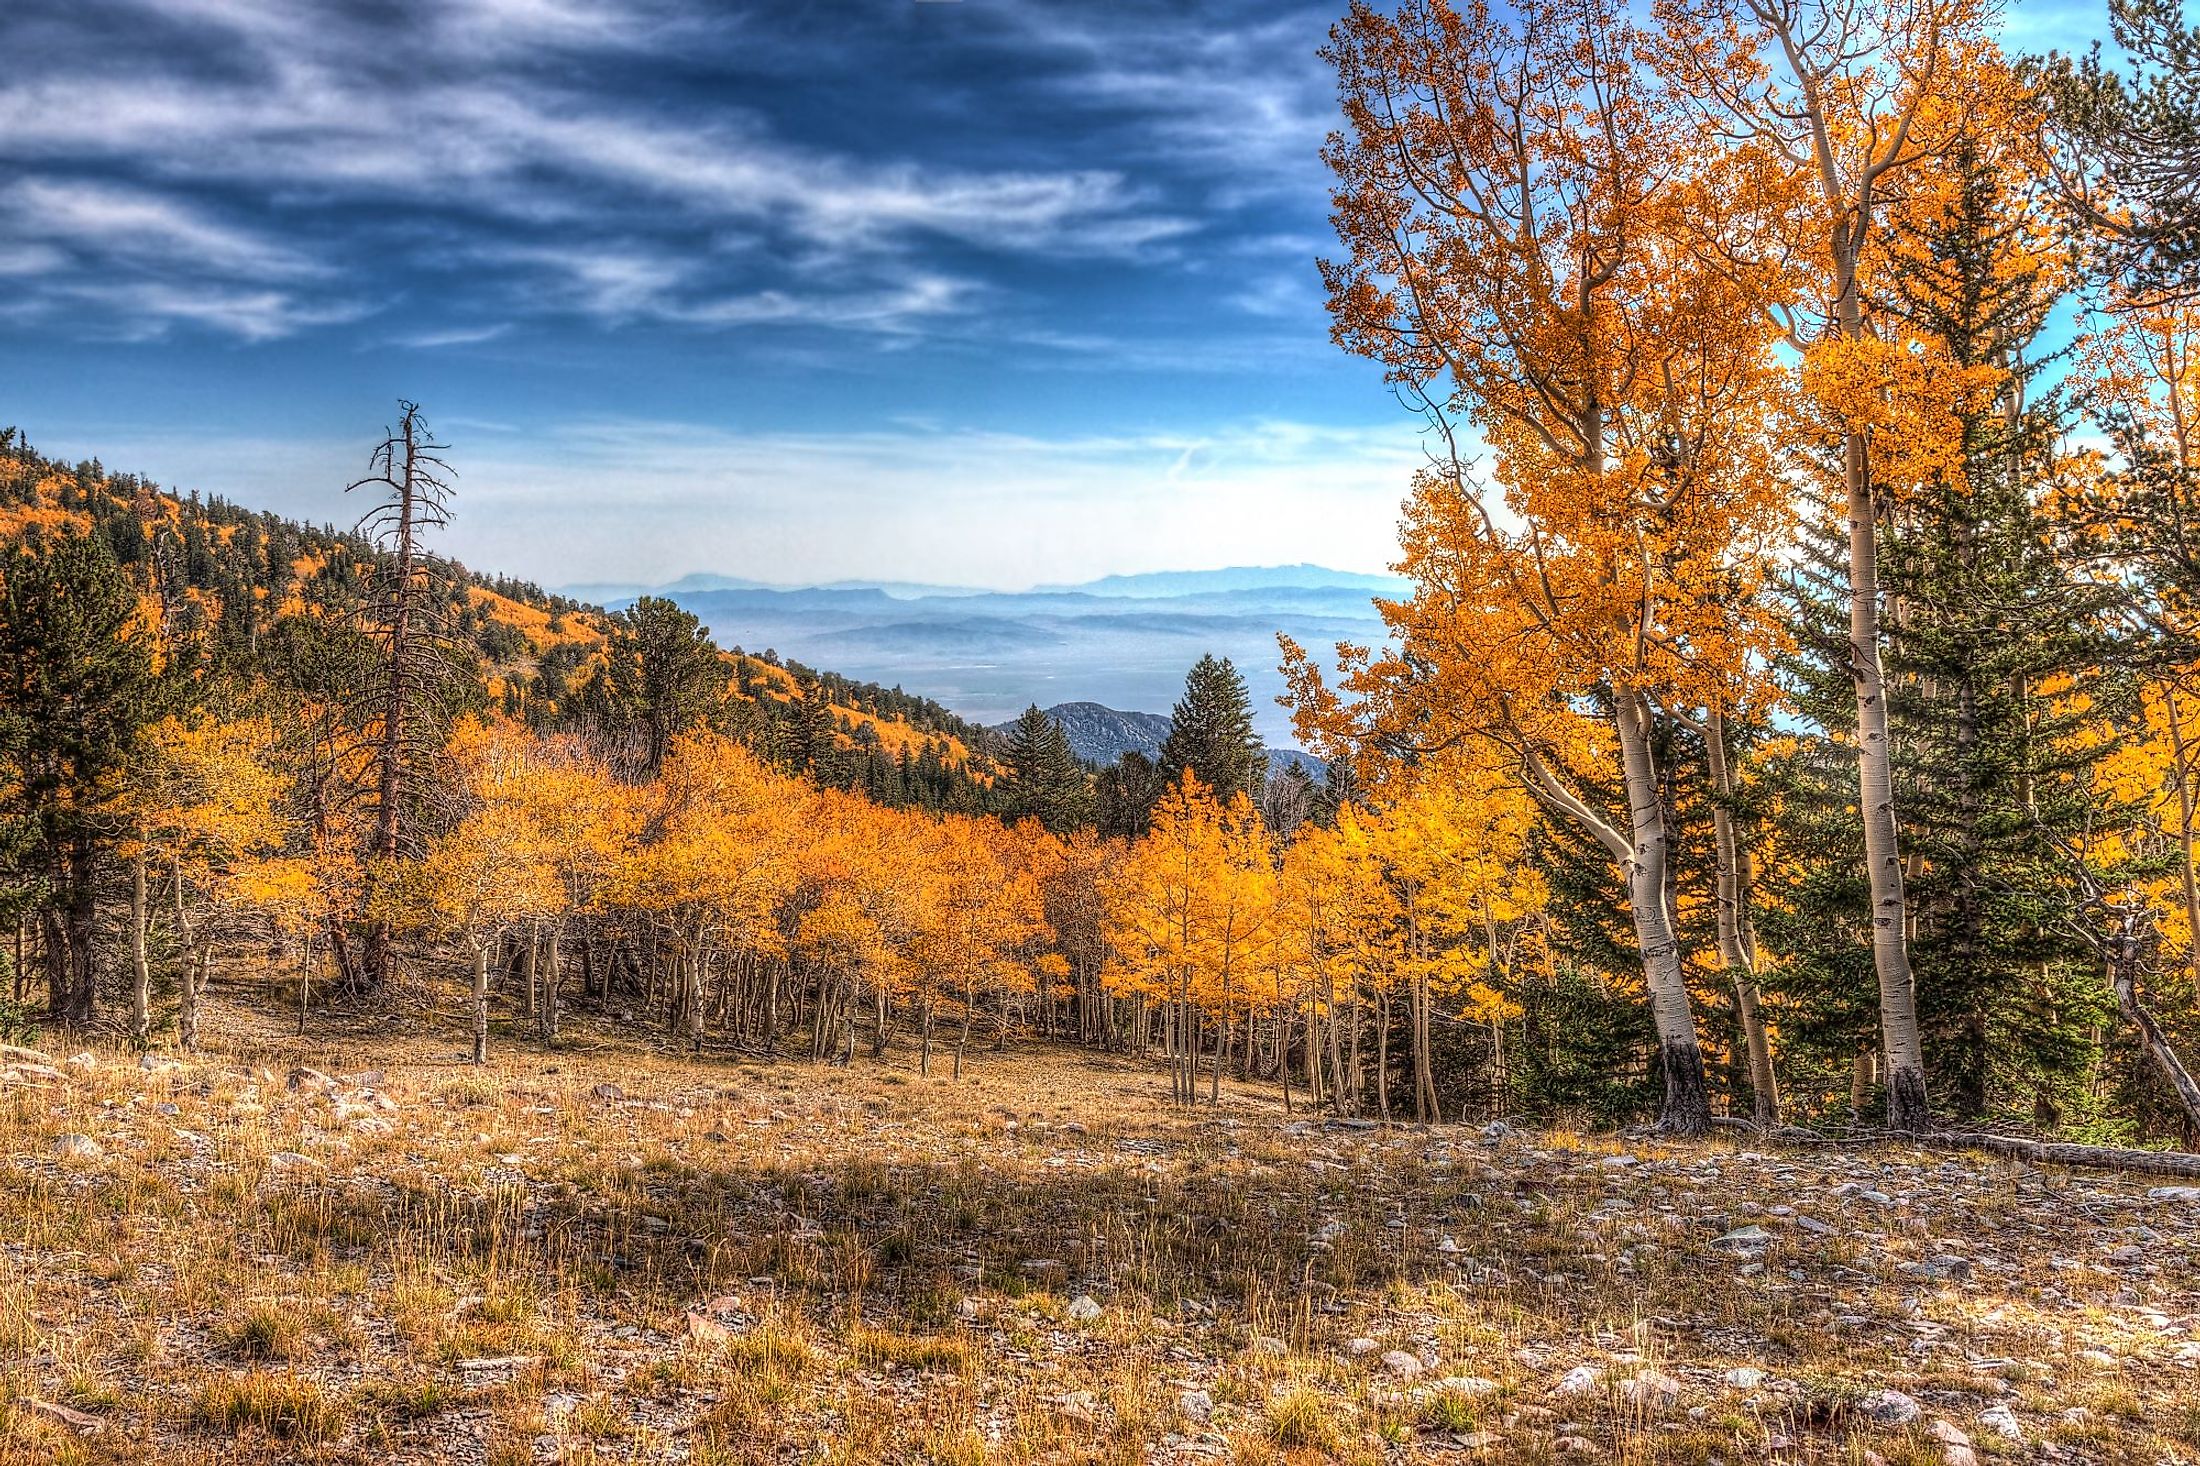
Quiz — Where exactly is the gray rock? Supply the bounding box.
[1976,1403,2023,1443]
[2146,1186,2200,1201]
[1725,1366,1766,1389]
[1927,1418,1978,1466]
[1712,1225,1774,1254]
[1620,1369,1681,1409]
[1066,1294,1103,1323]
[1556,1365,1602,1396]
[1177,1388,1213,1424]
[1861,1388,1921,1426]
[1381,1349,1424,1379]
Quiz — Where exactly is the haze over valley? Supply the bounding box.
[579,564,1404,747]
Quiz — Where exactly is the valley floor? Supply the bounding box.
[3,996,2198,1465]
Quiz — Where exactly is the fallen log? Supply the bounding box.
[1930,1131,2200,1180]
[1704,1114,2200,1179]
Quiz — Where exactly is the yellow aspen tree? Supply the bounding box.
[1300,0,1792,1133]
[1651,0,2006,1131]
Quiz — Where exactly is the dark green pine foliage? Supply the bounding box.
[0,529,163,1023]
[1879,146,2123,1125]
[1765,145,2125,1125]
[587,596,727,777]
[2042,0,2200,303]
[1158,654,1265,804]
[1095,751,1165,839]
[1754,495,1885,1116]
[1001,705,1093,832]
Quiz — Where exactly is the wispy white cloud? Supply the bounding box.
[5,177,317,278]
[0,0,1199,343]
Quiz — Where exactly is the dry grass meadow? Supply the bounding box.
[4,991,2199,1465]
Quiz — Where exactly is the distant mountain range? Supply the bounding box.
[567,563,1402,747]
[989,702,1324,779]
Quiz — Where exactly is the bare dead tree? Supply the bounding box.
[347,401,456,993]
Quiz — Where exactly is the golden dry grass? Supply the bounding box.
[3,992,2197,1464]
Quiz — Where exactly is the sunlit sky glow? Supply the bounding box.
[0,0,2103,592]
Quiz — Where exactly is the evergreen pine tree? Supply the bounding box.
[1158,654,1265,804]
[0,529,161,1023]
[1001,705,1092,832]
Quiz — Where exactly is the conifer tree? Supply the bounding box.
[597,596,725,777]
[1159,655,1264,807]
[0,530,160,1023]
[1001,705,1091,833]
[1877,138,2121,1122]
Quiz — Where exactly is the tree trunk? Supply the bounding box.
[470,943,491,1065]
[2107,908,2200,1132]
[540,927,561,1046]
[1612,691,1712,1135]
[1375,986,1391,1121]
[130,855,153,1050]
[1836,267,1929,1133]
[1703,711,1781,1127]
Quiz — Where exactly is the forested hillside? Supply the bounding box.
[0,427,999,808]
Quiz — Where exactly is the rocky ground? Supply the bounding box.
[3,997,2198,1465]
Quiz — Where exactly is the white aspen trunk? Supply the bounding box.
[1832,243,1929,1132]
[471,943,491,1065]
[1612,690,1712,1135]
[129,856,152,1050]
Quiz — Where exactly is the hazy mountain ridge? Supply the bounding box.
[990,702,1323,781]
[597,566,1395,747]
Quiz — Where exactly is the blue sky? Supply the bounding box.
[0,0,2104,591]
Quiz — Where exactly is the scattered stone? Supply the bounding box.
[52,1133,101,1160]
[1381,1349,1424,1380]
[1976,1403,2023,1443]
[1903,1254,1971,1281]
[1620,1369,1681,1409]
[1861,1389,1921,1426]
[455,1355,544,1374]
[1795,1215,1836,1236]
[1712,1225,1773,1254]
[1927,1418,1978,1466]
[1556,1365,1602,1396]
[1066,1294,1103,1323]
